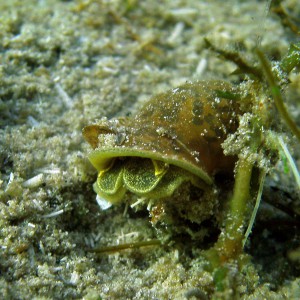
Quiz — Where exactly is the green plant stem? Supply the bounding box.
[243,170,266,247]
[256,48,300,141]
[204,157,253,269]
[220,157,253,258]
[87,239,161,254]
[204,38,263,80]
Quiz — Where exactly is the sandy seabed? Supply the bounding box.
[0,0,299,299]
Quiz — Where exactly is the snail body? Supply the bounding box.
[83,81,241,205]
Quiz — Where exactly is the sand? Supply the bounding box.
[0,0,299,299]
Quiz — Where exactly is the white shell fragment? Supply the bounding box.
[96,195,112,210]
[22,174,44,188]
[42,209,64,218]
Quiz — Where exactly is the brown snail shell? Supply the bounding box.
[83,80,240,204]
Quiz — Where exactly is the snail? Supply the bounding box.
[83,80,241,209]
[82,30,300,288]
